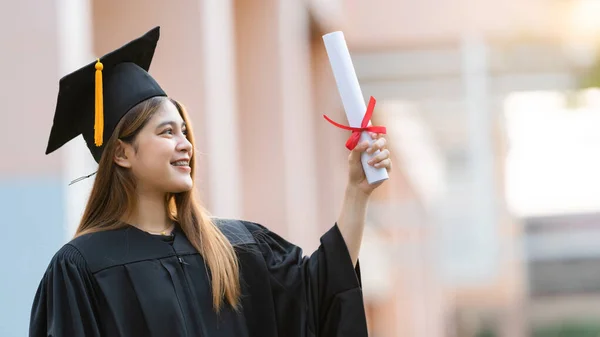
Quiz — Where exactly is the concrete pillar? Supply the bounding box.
[462,34,499,283]
[199,0,242,218]
[57,0,97,239]
[235,0,287,235]
[277,0,319,251]
[235,0,320,250]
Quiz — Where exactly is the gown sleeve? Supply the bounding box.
[29,244,102,337]
[246,222,368,337]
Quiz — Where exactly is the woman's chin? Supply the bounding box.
[167,179,194,193]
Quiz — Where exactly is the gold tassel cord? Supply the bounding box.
[94,59,104,146]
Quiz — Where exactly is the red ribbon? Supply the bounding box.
[323,96,387,150]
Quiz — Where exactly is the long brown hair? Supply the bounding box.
[75,96,241,312]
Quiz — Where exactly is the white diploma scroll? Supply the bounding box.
[323,31,389,185]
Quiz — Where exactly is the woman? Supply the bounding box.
[30,26,391,337]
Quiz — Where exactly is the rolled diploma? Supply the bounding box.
[323,31,389,184]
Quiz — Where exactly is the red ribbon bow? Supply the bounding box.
[323,96,387,150]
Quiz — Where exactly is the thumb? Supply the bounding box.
[348,140,370,164]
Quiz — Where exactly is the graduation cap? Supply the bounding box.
[45,26,167,164]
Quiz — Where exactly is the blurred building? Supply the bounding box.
[526,212,600,326]
[342,0,600,336]
[506,88,600,335]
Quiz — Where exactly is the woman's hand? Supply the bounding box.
[347,132,392,197]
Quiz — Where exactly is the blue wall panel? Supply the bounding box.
[0,178,64,337]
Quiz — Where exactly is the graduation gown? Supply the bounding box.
[29,219,368,336]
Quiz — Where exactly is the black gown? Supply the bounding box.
[29,219,368,336]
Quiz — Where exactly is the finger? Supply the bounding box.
[349,140,370,163]
[373,158,392,171]
[367,149,390,166]
[366,137,387,154]
[355,140,370,152]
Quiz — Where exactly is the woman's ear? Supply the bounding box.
[113,140,133,168]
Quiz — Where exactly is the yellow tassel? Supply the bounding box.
[94,59,104,146]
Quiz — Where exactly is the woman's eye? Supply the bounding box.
[162,128,173,135]
[182,129,188,136]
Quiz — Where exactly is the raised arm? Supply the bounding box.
[336,133,391,265]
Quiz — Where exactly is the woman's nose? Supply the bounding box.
[177,136,193,153]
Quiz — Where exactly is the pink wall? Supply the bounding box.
[0,0,62,176]
[342,0,568,49]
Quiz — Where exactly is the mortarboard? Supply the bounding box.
[45,26,167,163]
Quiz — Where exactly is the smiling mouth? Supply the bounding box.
[171,160,190,167]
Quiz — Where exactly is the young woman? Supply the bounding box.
[30,26,392,337]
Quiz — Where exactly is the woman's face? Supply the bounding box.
[117,100,194,195]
